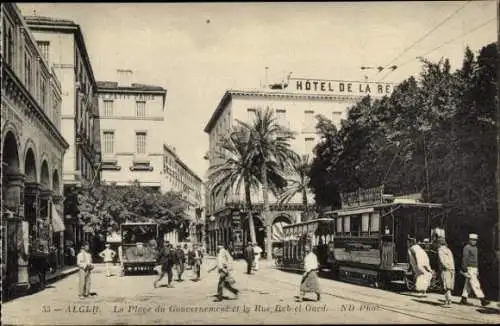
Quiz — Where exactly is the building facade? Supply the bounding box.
[203,78,394,256]
[1,3,69,293]
[162,144,203,244]
[97,70,167,191]
[24,15,102,248]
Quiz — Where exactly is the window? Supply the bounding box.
[40,78,47,110]
[3,23,13,66]
[336,218,343,234]
[25,52,32,91]
[136,132,147,154]
[332,111,342,126]
[370,212,380,232]
[362,213,369,232]
[37,41,50,63]
[344,216,351,233]
[303,110,315,132]
[136,101,146,117]
[103,131,115,153]
[276,109,288,127]
[103,100,113,117]
[305,137,315,154]
[247,108,256,121]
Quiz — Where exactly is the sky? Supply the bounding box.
[18,1,497,179]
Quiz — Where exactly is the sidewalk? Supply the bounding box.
[46,265,79,282]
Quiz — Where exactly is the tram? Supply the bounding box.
[276,186,447,289]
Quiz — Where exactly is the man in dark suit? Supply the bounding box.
[188,243,203,280]
[174,244,185,281]
[245,243,254,275]
[154,241,174,288]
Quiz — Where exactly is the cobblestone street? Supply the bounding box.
[3,259,499,325]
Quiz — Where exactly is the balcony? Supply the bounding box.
[130,158,153,171]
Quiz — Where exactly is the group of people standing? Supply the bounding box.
[408,232,490,307]
[153,242,204,288]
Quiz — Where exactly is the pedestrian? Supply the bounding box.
[460,233,490,306]
[183,244,190,268]
[174,244,185,281]
[298,244,320,302]
[118,245,124,276]
[245,243,254,274]
[154,242,174,288]
[437,237,455,306]
[77,242,93,299]
[99,243,116,277]
[408,237,433,297]
[188,243,203,280]
[253,243,263,271]
[208,244,239,302]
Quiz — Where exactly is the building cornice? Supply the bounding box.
[163,144,203,183]
[99,116,164,121]
[203,89,367,133]
[24,16,98,89]
[3,63,69,151]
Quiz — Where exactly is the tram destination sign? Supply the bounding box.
[290,78,394,98]
[340,185,385,209]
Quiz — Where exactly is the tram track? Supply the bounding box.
[258,269,488,324]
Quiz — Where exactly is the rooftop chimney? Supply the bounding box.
[117,69,133,87]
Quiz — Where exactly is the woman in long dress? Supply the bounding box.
[437,238,455,306]
[408,238,433,296]
[298,245,320,302]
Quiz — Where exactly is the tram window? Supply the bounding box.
[370,212,380,232]
[337,217,343,235]
[344,216,351,234]
[362,213,369,233]
[351,216,361,236]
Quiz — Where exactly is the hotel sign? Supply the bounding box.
[291,78,393,97]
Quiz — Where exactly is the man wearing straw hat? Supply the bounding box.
[460,233,490,307]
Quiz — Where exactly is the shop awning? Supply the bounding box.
[52,205,66,232]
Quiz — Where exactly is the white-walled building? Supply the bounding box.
[97,70,167,191]
[162,144,203,244]
[203,77,394,255]
[24,15,102,249]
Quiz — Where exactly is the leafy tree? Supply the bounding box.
[308,42,498,297]
[309,115,343,209]
[75,181,187,236]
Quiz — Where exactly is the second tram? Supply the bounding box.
[276,186,447,289]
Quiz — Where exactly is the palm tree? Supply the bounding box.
[207,127,260,244]
[239,108,298,261]
[278,154,314,221]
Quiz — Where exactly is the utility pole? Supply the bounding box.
[496,0,500,271]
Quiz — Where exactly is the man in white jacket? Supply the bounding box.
[253,243,263,271]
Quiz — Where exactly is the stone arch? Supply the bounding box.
[271,214,292,242]
[40,160,50,190]
[2,130,20,175]
[52,169,60,194]
[24,148,37,183]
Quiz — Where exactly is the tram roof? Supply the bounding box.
[121,222,158,226]
[324,201,444,216]
[282,218,335,229]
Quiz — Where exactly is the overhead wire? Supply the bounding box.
[377,1,471,81]
[386,16,497,77]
